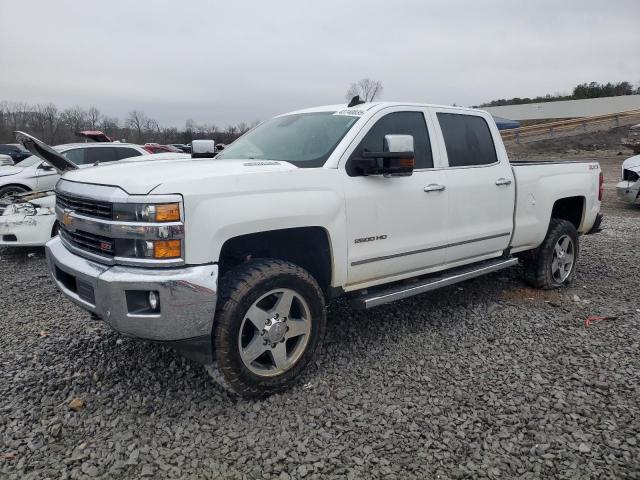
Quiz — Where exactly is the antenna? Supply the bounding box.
[347,95,365,108]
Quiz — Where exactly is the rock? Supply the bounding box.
[140,464,155,477]
[578,443,591,453]
[81,462,99,477]
[68,398,85,412]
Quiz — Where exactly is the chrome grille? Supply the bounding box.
[60,228,114,257]
[56,192,112,219]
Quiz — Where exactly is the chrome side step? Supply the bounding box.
[353,257,519,309]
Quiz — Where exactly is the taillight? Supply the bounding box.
[598,172,604,201]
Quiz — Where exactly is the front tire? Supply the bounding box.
[0,185,28,198]
[211,259,326,398]
[523,218,579,289]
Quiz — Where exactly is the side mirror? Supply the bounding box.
[191,139,216,158]
[352,134,415,177]
[39,163,55,171]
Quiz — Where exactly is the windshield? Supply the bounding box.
[217,112,359,167]
[15,146,65,168]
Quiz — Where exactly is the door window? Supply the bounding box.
[348,111,433,175]
[85,147,118,164]
[62,148,85,165]
[114,147,143,160]
[436,113,498,167]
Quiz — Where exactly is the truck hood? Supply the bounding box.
[61,158,298,194]
[0,165,23,177]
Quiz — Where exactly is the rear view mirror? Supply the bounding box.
[191,140,216,158]
[39,164,55,171]
[352,134,415,177]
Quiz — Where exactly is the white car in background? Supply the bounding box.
[0,150,192,247]
[0,142,151,198]
[617,154,640,205]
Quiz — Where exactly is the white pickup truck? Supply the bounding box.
[21,101,604,397]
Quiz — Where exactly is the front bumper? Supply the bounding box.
[0,213,55,246]
[616,180,640,205]
[45,236,218,363]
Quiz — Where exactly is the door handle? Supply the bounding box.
[495,178,512,186]
[424,184,446,192]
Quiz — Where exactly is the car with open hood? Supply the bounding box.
[0,141,151,198]
[0,135,191,247]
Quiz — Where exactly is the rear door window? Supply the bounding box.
[114,147,143,160]
[437,113,498,167]
[85,147,118,164]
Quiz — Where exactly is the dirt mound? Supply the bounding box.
[508,125,634,158]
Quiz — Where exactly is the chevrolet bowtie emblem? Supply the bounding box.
[62,210,73,227]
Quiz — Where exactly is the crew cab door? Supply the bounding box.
[430,108,515,264]
[341,107,448,288]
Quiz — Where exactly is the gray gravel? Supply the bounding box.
[1,157,639,479]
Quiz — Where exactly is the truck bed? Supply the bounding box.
[509,159,601,253]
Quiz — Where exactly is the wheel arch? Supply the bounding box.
[218,226,334,294]
[0,183,32,193]
[550,196,585,231]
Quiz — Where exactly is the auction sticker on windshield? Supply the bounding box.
[333,109,365,117]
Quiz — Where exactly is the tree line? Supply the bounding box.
[477,81,640,108]
[0,101,259,146]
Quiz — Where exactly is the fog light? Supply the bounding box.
[148,291,159,311]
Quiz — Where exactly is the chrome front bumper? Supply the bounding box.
[45,236,218,361]
[616,180,640,204]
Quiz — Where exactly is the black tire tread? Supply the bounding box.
[211,258,326,398]
[522,218,579,289]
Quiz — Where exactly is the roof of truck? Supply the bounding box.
[284,101,484,117]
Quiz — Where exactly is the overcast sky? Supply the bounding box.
[1,0,639,127]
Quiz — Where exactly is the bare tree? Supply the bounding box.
[61,106,88,137]
[126,110,148,143]
[0,100,256,145]
[345,78,383,102]
[87,106,101,130]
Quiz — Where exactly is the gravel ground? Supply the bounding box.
[1,155,639,479]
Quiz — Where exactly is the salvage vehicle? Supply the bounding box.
[617,154,640,205]
[0,142,150,198]
[0,152,191,247]
[23,101,604,398]
[0,143,31,164]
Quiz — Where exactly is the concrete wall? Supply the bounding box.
[483,95,640,120]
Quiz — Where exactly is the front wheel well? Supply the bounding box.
[0,183,31,193]
[218,227,333,293]
[551,196,585,230]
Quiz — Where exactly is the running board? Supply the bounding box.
[352,257,519,309]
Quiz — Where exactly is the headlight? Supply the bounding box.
[3,203,37,216]
[112,203,181,222]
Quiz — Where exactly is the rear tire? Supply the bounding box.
[523,218,579,289]
[211,259,326,398]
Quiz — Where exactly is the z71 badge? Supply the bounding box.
[354,235,387,244]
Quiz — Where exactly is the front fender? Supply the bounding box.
[181,169,348,287]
